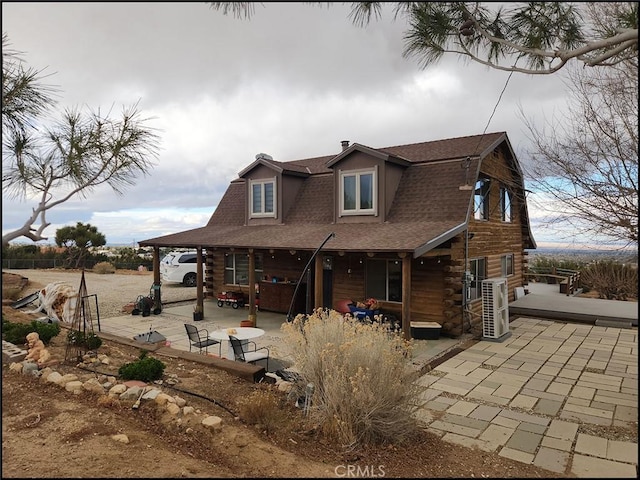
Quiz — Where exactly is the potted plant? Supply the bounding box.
[193,304,203,321]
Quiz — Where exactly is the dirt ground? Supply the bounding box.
[2,270,566,478]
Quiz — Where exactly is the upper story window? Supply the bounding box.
[250,178,276,218]
[500,185,512,222]
[340,168,376,216]
[474,177,490,220]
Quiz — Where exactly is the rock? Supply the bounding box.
[9,362,23,373]
[83,378,105,394]
[22,362,39,375]
[202,415,223,430]
[183,406,195,415]
[108,384,127,396]
[111,434,130,444]
[46,371,63,384]
[57,373,79,386]
[165,403,180,415]
[120,386,143,401]
[142,388,161,400]
[154,393,175,406]
[173,395,187,408]
[65,380,83,394]
[39,367,53,381]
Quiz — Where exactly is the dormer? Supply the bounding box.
[327,141,411,223]
[238,153,309,225]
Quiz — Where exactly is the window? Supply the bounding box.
[224,253,263,285]
[340,168,376,215]
[474,178,490,220]
[467,257,486,301]
[501,254,514,276]
[365,259,402,302]
[500,185,512,222]
[250,179,276,217]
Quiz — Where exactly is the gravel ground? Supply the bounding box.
[4,268,197,319]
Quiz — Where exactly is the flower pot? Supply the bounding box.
[240,319,254,328]
[193,311,203,321]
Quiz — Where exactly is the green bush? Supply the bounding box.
[2,320,61,345]
[118,350,165,382]
[93,261,116,274]
[66,330,103,350]
[281,309,419,448]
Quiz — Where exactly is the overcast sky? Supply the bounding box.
[2,2,595,249]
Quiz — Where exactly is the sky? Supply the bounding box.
[0,2,613,250]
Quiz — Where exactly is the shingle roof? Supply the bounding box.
[140,131,532,254]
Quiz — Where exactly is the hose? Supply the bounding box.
[75,364,237,417]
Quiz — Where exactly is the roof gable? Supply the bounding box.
[326,143,411,168]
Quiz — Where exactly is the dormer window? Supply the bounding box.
[250,178,276,218]
[340,167,376,216]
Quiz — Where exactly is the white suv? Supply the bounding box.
[160,251,204,287]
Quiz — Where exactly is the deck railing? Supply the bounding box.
[524,266,581,296]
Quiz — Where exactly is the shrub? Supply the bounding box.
[67,330,103,350]
[238,389,285,434]
[281,309,420,449]
[93,261,116,274]
[2,320,61,345]
[581,261,638,300]
[118,350,165,382]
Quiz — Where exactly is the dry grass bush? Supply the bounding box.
[582,261,638,300]
[93,262,116,274]
[238,388,285,434]
[282,309,420,449]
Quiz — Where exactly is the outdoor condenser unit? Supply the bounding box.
[481,277,511,341]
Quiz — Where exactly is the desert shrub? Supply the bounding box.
[93,261,116,274]
[67,330,103,350]
[581,261,638,300]
[118,350,165,382]
[2,320,61,345]
[238,389,285,434]
[281,309,419,449]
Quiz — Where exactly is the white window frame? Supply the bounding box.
[500,185,512,223]
[250,177,277,218]
[501,253,514,277]
[339,167,377,216]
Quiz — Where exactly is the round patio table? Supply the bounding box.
[209,327,265,360]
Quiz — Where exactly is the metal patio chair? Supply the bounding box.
[228,335,269,371]
[184,324,221,355]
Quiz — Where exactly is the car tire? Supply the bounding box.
[232,302,239,309]
[217,300,224,307]
[183,273,197,287]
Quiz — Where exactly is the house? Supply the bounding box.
[139,132,536,338]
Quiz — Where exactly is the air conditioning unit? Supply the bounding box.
[481,277,511,341]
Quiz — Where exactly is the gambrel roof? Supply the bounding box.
[139,132,536,255]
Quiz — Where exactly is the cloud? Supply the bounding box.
[2,2,574,246]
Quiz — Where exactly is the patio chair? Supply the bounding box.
[228,335,269,371]
[184,324,221,356]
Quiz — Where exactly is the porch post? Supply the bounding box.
[314,253,323,310]
[402,254,412,340]
[153,246,161,312]
[196,248,204,315]
[247,249,257,326]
